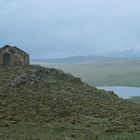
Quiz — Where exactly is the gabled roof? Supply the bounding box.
[0,45,28,54]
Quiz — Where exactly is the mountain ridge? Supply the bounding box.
[31,56,140,64]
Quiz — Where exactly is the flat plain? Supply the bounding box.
[35,59,140,87]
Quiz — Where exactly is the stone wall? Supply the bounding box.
[0,45,30,67]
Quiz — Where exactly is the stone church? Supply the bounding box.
[0,45,30,67]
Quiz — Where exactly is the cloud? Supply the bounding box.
[0,0,140,58]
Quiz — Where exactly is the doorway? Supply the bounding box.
[3,53,11,66]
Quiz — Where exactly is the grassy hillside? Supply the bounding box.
[37,60,140,87]
[0,65,140,139]
[127,96,140,105]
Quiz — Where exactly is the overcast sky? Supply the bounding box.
[0,0,140,58]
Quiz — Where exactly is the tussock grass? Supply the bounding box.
[0,65,140,139]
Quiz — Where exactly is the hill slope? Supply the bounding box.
[0,65,140,139]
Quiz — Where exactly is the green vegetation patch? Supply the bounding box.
[0,65,140,139]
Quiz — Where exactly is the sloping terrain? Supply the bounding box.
[0,65,140,139]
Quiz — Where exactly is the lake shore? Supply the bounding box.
[97,86,140,99]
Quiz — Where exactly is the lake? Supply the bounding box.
[97,86,140,99]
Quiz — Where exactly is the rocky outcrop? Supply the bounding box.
[10,66,82,87]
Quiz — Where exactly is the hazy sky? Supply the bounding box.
[0,0,140,58]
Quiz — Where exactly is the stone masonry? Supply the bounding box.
[0,45,30,67]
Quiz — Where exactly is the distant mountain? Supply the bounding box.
[32,55,140,64]
[107,49,140,58]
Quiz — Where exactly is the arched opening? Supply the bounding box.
[3,53,11,66]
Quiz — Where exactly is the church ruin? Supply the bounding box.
[0,45,30,67]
